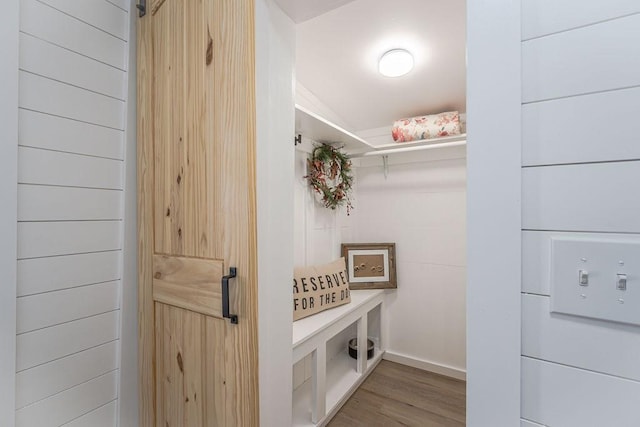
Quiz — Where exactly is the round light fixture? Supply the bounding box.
[378,49,414,77]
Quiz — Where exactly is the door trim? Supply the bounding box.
[466,1,522,425]
[137,9,155,425]
[0,1,18,424]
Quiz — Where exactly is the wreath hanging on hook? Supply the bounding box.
[305,143,354,215]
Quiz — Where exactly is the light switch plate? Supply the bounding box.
[550,237,640,326]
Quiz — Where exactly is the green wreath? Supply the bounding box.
[305,144,354,215]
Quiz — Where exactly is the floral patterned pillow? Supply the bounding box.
[392,111,461,142]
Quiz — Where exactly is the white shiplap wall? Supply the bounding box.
[521,1,640,425]
[16,0,131,425]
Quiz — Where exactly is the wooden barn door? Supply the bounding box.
[137,0,258,425]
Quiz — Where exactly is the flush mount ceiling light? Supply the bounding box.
[378,49,414,77]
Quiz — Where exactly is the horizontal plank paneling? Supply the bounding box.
[522,162,640,233]
[16,311,119,371]
[37,0,128,41]
[521,357,640,426]
[17,251,120,296]
[15,370,118,427]
[15,341,118,409]
[19,185,122,221]
[19,110,123,159]
[17,221,121,259]
[18,147,123,190]
[19,33,125,100]
[522,14,640,103]
[521,231,639,295]
[19,72,124,130]
[16,0,128,422]
[20,0,126,70]
[522,87,640,166]
[17,281,120,334]
[63,400,117,427]
[521,0,640,40]
[522,294,640,381]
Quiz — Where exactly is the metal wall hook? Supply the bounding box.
[221,267,238,324]
[136,0,146,17]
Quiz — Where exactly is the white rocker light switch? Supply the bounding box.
[617,273,627,291]
[579,270,589,286]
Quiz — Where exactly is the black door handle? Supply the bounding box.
[221,267,238,324]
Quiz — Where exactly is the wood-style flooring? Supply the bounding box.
[327,360,466,427]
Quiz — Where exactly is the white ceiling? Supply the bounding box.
[273,0,357,24]
[293,0,466,132]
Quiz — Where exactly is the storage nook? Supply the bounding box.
[292,89,467,424]
[287,1,467,423]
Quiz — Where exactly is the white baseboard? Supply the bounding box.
[383,351,466,381]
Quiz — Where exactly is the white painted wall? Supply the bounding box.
[520,1,640,425]
[466,0,522,425]
[255,1,296,426]
[0,1,19,425]
[15,0,132,424]
[354,147,467,380]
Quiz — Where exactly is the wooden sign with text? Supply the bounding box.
[293,258,351,321]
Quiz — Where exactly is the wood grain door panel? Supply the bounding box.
[155,302,225,427]
[151,0,222,260]
[153,255,223,317]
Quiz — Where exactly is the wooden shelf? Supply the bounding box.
[295,104,466,157]
[295,104,375,154]
[373,133,467,151]
[352,136,466,159]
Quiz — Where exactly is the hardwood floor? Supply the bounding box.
[327,360,466,427]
